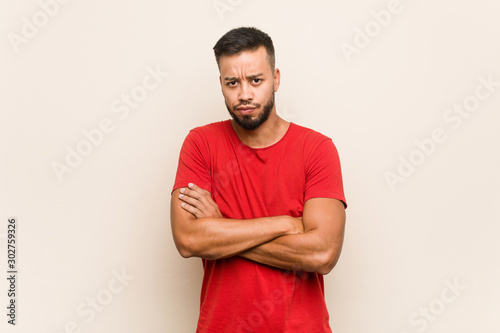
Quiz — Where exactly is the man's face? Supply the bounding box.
[219,46,280,130]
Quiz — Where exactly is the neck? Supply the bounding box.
[231,110,290,149]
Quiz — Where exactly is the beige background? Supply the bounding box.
[1,0,499,332]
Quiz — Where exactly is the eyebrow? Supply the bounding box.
[224,73,264,81]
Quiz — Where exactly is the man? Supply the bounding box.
[171,27,347,332]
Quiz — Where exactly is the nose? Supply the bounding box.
[238,82,253,102]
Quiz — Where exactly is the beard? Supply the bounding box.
[226,92,275,131]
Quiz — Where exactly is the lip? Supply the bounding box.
[237,107,255,115]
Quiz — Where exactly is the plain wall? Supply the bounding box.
[1,0,499,332]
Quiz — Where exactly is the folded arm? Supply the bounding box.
[171,183,345,274]
[239,197,346,275]
[170,183,303,260]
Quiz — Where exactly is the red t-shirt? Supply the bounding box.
[172,120,346,332]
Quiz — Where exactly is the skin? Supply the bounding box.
[170,46,346,274]
[220,46,288,148]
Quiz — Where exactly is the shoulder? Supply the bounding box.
[289,123,341,167]
[188,120,229,140]
[180,120,232,158]
[184,120,230,143]
[190,120,229,133]
[290,122,334,147]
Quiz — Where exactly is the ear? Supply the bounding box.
[273,68,281,92]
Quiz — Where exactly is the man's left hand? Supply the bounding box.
[178,183,223,219]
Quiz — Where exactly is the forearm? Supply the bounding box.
[172,185,303,260]
[239,229,344,274]
[173,215,299,260]
[172,185,346,272]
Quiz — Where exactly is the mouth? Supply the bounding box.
[236,105,257,115]
[237,108,255,115]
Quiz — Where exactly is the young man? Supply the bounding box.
[171,27,347,332]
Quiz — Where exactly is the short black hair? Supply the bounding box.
[213,27,275,70]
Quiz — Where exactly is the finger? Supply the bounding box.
[187,183,213,199]
[179,193,206,210]
[187,183,205,195]
[180,190,208,211]
[188,182,200,191]
[205,194,218,206]
[180,186,204,201]
[180,202,202,218]
[183,184,212,206]
[191,187,219,212]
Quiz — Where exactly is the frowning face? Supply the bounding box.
[219,46,280,130]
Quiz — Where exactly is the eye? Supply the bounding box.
[252,78,262,84]
[227,81,238,87]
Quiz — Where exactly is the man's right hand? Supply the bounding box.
[171,187,305,260]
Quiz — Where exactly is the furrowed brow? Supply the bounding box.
[224,73,263,82]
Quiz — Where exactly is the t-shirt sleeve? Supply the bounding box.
[172,130,212,194]
[304,138,347,208]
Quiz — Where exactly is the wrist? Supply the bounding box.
[282,216,301,235]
